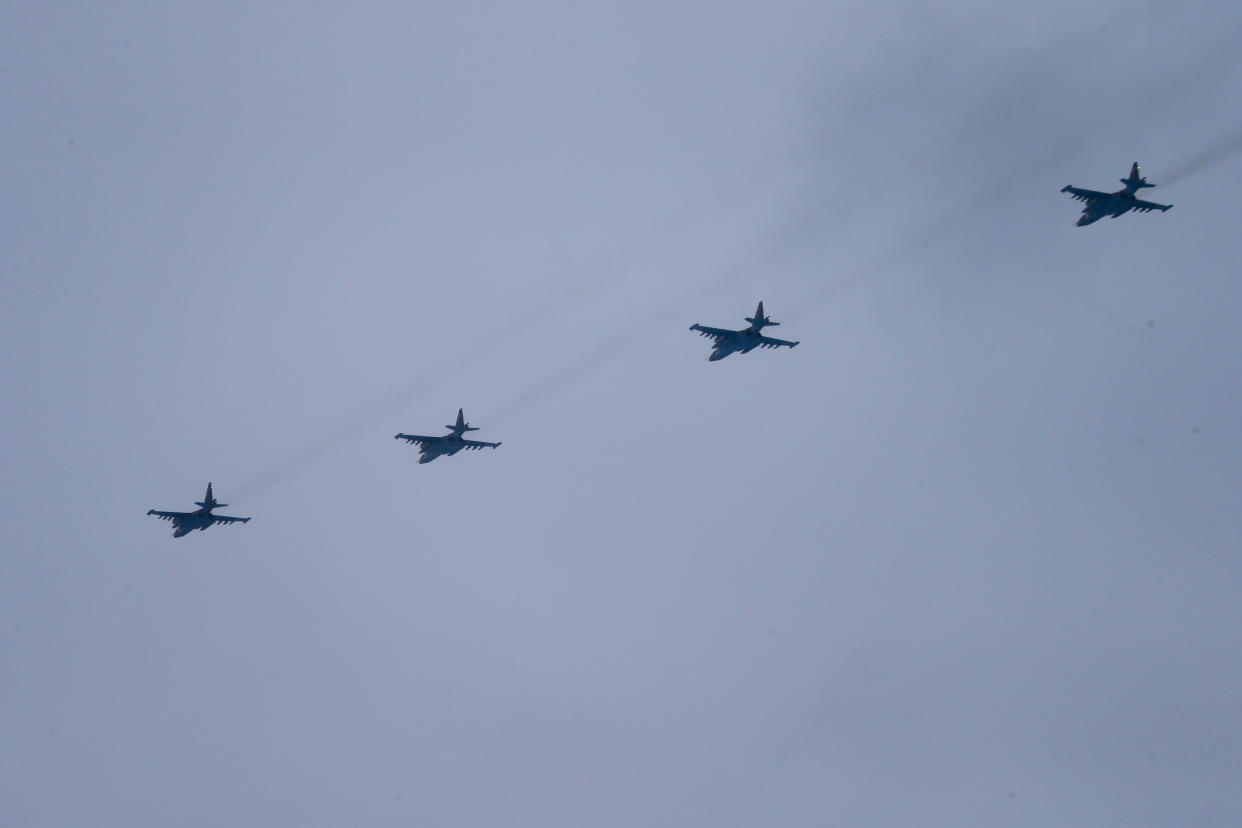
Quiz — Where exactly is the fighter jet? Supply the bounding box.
[394,408,502,464]
[689,301,800,361]
[1061,162,1173,226]
[147,482,251,538]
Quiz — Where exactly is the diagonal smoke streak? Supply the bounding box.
[786,182,1020,323]
[233,131,971,500]
[486,133,1093,427]
[231,168,802,500]
[229,274,633,500]
[482,174,896,427]
[482,211,946,428]
[484,201,874,427]
[1161,125,1242,185]
[232,41,1229,499]
[787,133,1086,321]
[486,269,750,427]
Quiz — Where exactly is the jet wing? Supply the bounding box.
[1132,198,1172,213]
[756,334,799,350]
[210,515,250,525]
[690,324,735,342]
[147,510,190,521]
[395,433,439,446]
[460,439,501,450]
[1061,185,1108,203]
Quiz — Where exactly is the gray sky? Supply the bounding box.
[3,2,1241,825]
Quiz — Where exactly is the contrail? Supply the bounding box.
[486,131,1092,427]
[484,176,878,426]
[239,43,1242,505]
[1161,125,1242,185]
[487,268,751,426]
[231,271,607,498]
[787,125,1242,316]
[787,131,1088,321]
[415,40,1226,436]
[482,197,946,429]
[786,179,1017,322]
[231,167,803,499]
[231,64,1092,499]
[230,274,638,500]
[232,49,1226,498]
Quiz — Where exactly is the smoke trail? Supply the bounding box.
[231,167,803,499]
[234,147,892,498]
[785,177,1019,322]
[230,274,633,500]
[231,43,1109,498]
[487,268,751,426]
[485,129,1093,428]
[483,174,879,426]
[786,129,1089,321]
[482,196,951,430]
[233,40,1230,498]
[1161,125,1242,185]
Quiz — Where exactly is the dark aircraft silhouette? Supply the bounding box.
[1062,162,1173,226]
[395,408,502,464]
[690,301,800,361]
[147,482,251,538]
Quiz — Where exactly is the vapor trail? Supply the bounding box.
[233,110,1020,497]
[231,168,802,500]
[483,179,876,426]
[487,268,751,426]
[786,178,1018,322]
[245,44,1239,504]
[486,132,1092,427]
[482,204,927,429]
[787,131,1090,321]
[482,193,959,428]
[1161,125,1242,185]
[230,272,634,500]
[235,61,1197,495]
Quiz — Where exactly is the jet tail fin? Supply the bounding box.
[745,300,778,329]
[1122,161,1155,191]
[447,408,480,433]
[195,482,224,510]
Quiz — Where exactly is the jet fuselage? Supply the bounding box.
[417,434,469,463]
[172,512,213,537]
[708,330,763,361]
[1076,191,1139,226]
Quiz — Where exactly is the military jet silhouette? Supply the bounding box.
[147,482,251,538]
[690,301,800,361]
[395,408,502,464]
[1062,162,1173,226]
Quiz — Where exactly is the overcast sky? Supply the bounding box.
[3,2,1242,826]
